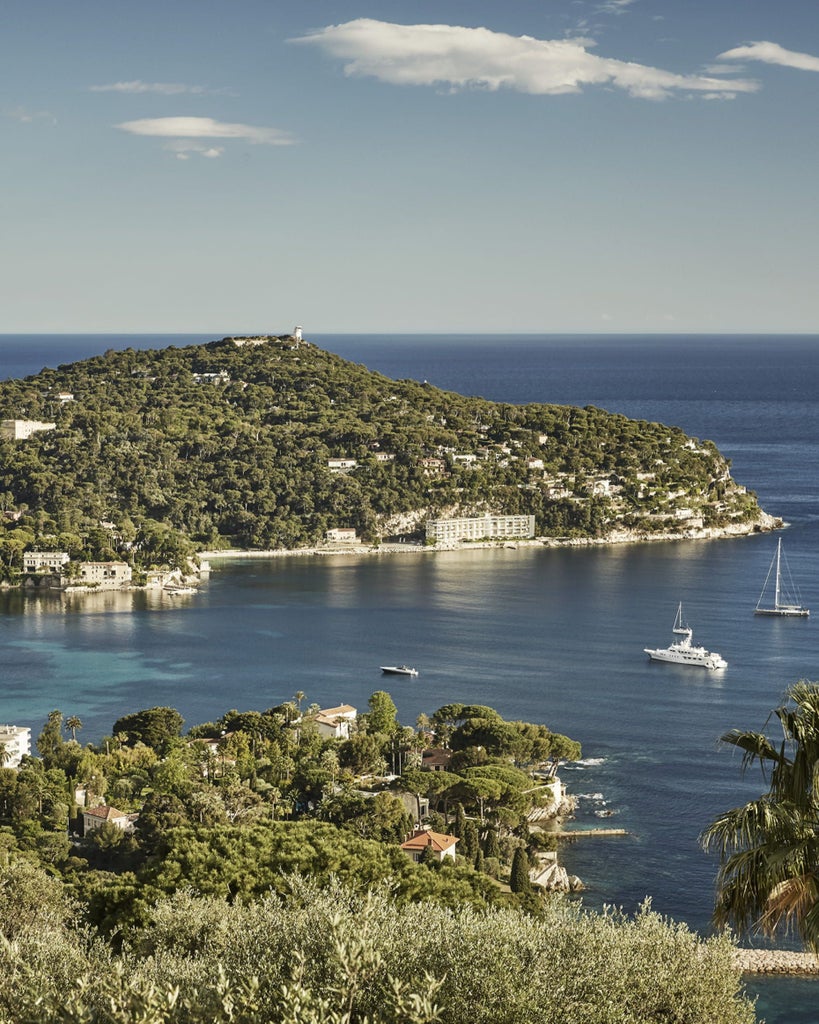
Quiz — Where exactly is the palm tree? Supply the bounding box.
[700,680,819,952]
[65,715,83,742]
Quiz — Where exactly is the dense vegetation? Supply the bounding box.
[0,698,579,926]
[0,334,762,579]
[0,697,755,1023]
[0,869,754,1024]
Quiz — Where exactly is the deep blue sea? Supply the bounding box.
[3,332,819,1023]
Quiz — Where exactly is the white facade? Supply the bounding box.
[23,551,69,573]
[425,514,536,544]
[75,561,132,587]
[328,458,358,473]
[314,704,357,739]
[325,528,358,543]
[192,370,230,384]
[1,419,56,441]
[82,805,135,834]
[294,325,303,341]
[0,725,31,769]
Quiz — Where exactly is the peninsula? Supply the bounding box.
[0,332,772,582]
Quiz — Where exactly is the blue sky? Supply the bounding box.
[3,0,819,334]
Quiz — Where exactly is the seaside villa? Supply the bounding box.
[400,828,459,863]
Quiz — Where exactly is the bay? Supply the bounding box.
[2,332,819,1022]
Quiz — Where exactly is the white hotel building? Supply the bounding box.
[425,514,536,545]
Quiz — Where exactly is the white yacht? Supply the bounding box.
[644,603,727,670]
[380,665,419,677]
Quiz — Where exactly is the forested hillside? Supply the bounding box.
[0,334,763,575]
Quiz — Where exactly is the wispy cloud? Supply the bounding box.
[165,140,225,161]
[293,19,758,101]
[5,106,56,125]
[718,41,819,73]
[596,0,637,14]
[116,116,296,156]
[91,80,233,96]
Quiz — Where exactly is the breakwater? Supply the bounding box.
[734,949,819,975]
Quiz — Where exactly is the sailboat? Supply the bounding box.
[754,538,809,617]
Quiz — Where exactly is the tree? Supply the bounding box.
[367,691,398,736]
[112,707,184,755]
[700,681,819,951]
[37,710,64,765]
[65,715,83,743]
[509,846,531,893]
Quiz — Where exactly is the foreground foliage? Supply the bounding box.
[701,679,819,952]
[0,866,754,1024]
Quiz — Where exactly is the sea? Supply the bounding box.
[2,332,819,1023]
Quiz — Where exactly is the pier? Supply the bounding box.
[557,828,629,838]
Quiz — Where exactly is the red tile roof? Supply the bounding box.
[83,805,128,820]
[400,829,459,853]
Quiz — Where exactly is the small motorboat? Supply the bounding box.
[380,665,419,677]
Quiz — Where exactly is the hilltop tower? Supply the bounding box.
[293,325,303,342]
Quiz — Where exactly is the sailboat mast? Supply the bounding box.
[775,538,782,610]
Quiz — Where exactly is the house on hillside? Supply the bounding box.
[315,704,357,739]
[81,804,137,835]
[400,828,459,863]
[421,747,452,772]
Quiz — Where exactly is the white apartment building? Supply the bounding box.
[0,725,31,769]
[425,514,536,544]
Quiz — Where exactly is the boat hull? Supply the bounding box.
[644,647,727,670]
[380,666,418,677]
[754,607,809,617]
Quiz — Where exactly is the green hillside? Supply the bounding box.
[0,334,764,576]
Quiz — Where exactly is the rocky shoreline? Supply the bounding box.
[199,511,781,562]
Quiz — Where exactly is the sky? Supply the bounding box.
[3,0,819,334]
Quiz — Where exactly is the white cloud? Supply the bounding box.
[116,116,296,146]
[293,19,758,100]
[91,81,212,95]
[718,41,819,73]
